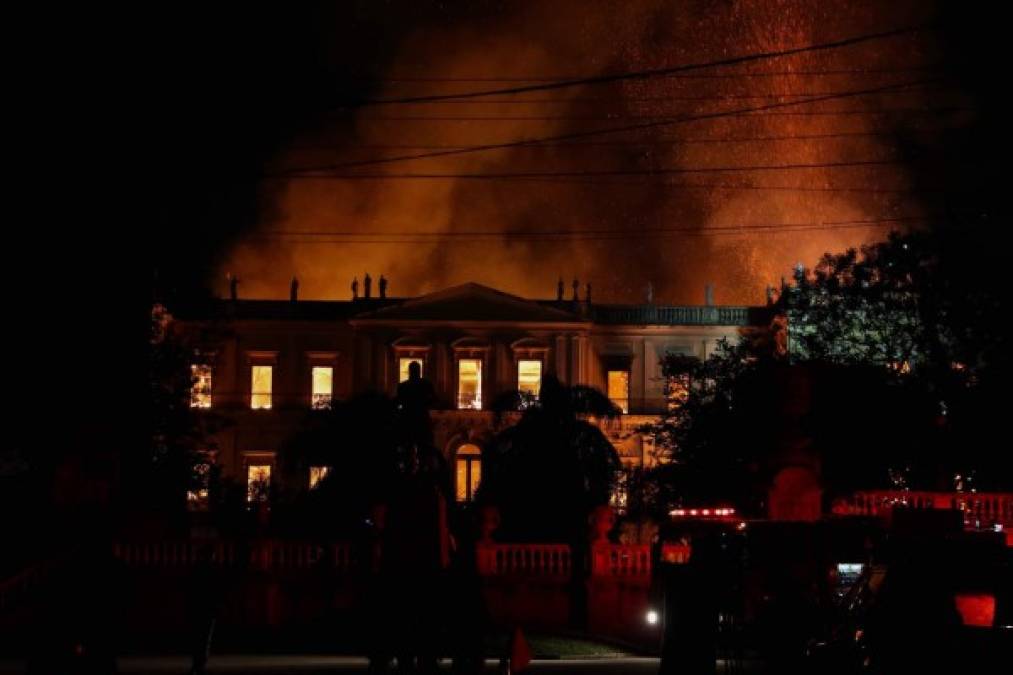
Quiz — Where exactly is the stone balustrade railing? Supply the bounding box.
[112,540,356,572]
[590,543,652,577]
[475,543,573,577]
[113,539,660,580]
[832,491,1013,528]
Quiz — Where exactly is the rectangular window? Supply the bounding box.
[251,365,273,409]
[247,463,272,503]
[309,465,331,489]
[608,370,630,413]
[311,366,333,409]
[187,462,211,507]
[517,360,542,400]
[457,359,482,409]
[399,357,424,383]
[190,364,212,409]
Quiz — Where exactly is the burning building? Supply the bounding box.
[171,279,767,506]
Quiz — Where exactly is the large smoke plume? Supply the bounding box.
[219,0,966,304]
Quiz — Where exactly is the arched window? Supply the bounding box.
[455,444,482,503]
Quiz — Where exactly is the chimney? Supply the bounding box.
[704,283,714,306]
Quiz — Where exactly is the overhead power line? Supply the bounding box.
[277,158,921,181]
[354,26,928,106]
[348,106,970,122]
[291,128,960,151]
[250,216,926,242]
[297,78,940,171]
[353,65,943,84]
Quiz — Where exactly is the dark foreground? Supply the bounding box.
[0,655,672,675]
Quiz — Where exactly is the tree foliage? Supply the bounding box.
[645,227,1012,507]
[479,375,621,541]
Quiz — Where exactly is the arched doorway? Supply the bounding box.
[454,443,482,502]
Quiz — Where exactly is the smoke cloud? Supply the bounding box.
[219,0,966,305]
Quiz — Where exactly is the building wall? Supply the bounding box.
[176,294,755,493]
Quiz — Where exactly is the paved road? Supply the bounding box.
[2,655,666,674]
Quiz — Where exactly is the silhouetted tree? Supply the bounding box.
[143,304,226,522]
[479,375,621,541]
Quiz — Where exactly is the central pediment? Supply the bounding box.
[351,283,586,324]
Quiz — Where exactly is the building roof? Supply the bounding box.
[352,283,586,324]
[170,283,769,327]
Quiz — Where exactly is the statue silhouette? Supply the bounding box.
[557,277,564,301]
[379,275,388,299]
[289,277,299,302]
[364,273,372,299]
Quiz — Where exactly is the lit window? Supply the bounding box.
[457,359,482,409]
[517,360,542,399]
[247,463,272,503]
[190,364,212,408]
[309,465,331,489]
[455,444,482,502]
[399,357,424,383]
[608,370,630,413]
[251,365,273,409]
[311,366,333,409]
[667,375,689,411]
[187,462,211,507]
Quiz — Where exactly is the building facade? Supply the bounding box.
[174,282,767,506]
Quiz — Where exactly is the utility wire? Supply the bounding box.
[353,65,943,84]
[277,159,924,181]
[296,78,940,171]
[347,106,970,121]
[290,129,960,151]
[353,26,928,106]
[250,216,926,241]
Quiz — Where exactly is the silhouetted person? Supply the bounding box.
[187,546,222,675]
[290,276,299,302]
[396,361,437,448]
[352,276,359,299]
[384,444,452,675]
[557,277,564,301]
[448,516,487,675]
[364,273,372,299]
[228,274,238,301]
[379,275,388,298]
